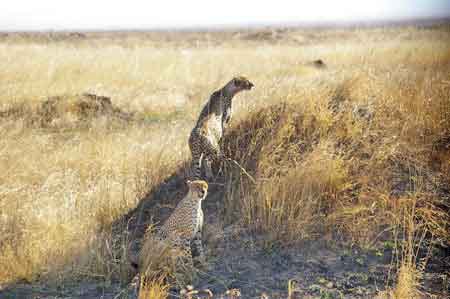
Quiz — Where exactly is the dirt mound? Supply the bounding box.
[0,93,131,128]
[40,93,120,124]
[42,93,111,116]
[39,93,132,128]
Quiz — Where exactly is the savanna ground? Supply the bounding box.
[0,22,450,298]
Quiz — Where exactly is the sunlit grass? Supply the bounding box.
[0,25,449,296]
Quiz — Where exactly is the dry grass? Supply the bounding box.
[223,67,450,246]
[138,227,195,289]
[378,193,432,299]
[138,276,169,299]
[0,25,449,296]
[136,227,195,298]
[0,123,184,282]
[394,263,421,299]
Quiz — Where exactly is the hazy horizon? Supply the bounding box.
[2,16,450,33]
[1,0,450,32]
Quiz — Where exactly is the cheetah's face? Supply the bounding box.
[231,76,254,92]
[187,180,208,200]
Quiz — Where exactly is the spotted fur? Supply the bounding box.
[189,76,254,180]
[156,180,208,262]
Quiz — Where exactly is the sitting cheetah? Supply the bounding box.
[129,180,209,293]
[189,76,254,179]
[139,180,209,268]
[156,179,208,261]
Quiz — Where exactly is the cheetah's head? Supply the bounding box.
[187,180,208,200]
[227,76,254,94]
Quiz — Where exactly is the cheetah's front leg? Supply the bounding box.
[191,231,205,266]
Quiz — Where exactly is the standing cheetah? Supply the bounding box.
[189,76,254,179]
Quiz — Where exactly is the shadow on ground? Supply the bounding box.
[107,162,398,299]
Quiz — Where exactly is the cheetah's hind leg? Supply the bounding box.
[198,153,214,181]
[190,151,204,180]
[203,158,214,180]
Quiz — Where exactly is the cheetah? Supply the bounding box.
[189,76,254,180]
[156,179,208,259]
[128,180,209,293]
[139,180,209,269]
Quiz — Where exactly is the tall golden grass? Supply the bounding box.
[0,26,449,297]
[224,67,450,245]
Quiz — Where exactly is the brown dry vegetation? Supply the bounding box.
[0,24,450,297]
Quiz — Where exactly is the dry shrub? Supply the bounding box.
[245,141,350,242]
[378,264,421,299]
[381,193,434,299]
[393,198,424,299]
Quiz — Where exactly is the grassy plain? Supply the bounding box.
[0,24,449,297]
